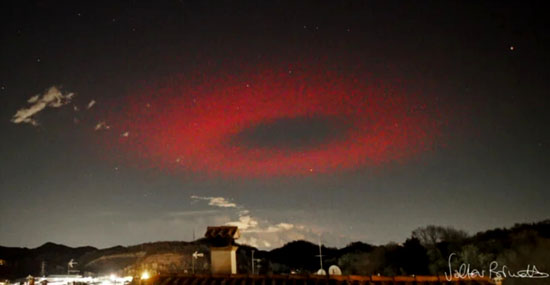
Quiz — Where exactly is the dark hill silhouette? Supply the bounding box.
[1,220,549,283]
[269,240,339,273]
[338,241,374,255]
[0,243,97,279]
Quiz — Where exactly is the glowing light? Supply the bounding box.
[100,61,443,177]
[28,275,132,285]
[141,271,150,280]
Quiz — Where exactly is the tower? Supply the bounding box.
[204,226,240,274]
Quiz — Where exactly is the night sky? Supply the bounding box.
[1,0,548,250]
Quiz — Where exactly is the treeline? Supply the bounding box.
[239,220,550,284]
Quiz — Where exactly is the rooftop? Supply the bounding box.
[204,226,240,240]
[146,274,496,285]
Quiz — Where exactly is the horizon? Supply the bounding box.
[4,219,548,250]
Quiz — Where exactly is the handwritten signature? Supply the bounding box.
[445,253,549,281]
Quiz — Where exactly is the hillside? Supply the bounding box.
[1,220,549,283]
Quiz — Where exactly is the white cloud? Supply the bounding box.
[190,195,237,208]
[27,95,40,103]
[236,222,318,249]
[266,222,295,232]
[226,215,259,230]
[191,195,322,249]
[11,86,74,126]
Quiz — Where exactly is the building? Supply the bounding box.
[204,226,240,275]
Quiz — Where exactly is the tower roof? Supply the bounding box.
[204,226,240,240]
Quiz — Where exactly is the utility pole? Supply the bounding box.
[192,251,204,274]
[67,259,78,275]
[251,250,255,275]
[251,250,261,275]
[40,261,46,277]
[315,237,324,271]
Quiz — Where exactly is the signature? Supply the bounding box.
[445,253,549,281]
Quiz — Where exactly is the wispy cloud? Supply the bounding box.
[191,195,321,249]
[247,222,296,233]
[11,86,74,126]
[226,214,259,230]
[191,195,237,208]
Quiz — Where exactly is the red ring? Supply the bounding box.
[104,64,438,177]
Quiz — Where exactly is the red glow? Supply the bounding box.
[101,63,441,177]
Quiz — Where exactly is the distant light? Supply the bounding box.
[510,46,515,51]
[110,274,117,281]
[140,272,150,280]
